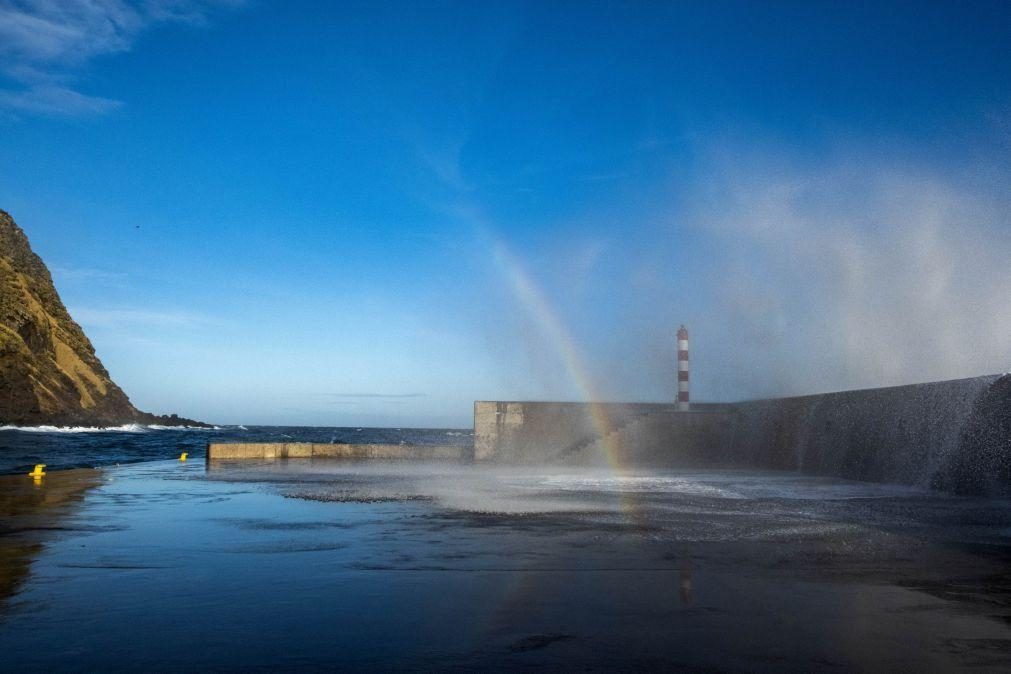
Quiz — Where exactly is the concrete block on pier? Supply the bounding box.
[207,442,465,461]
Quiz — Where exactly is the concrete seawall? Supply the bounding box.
[724,375,1005,489]
[473,401,735,463]
[207,443,466,461]
[473,374,1011,495]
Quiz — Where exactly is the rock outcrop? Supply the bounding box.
[0,209,205,427]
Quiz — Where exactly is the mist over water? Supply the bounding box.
[455,147,1011,408]
[692,157,1011,399]
[210,461,933,517]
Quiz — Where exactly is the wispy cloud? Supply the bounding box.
[0,84,121,116]
[0,0,244,117]
[576,171,627,183]
[417,139,472,195]
[50,264,128,284]
[70,306,216,329]
[323,393,427,399]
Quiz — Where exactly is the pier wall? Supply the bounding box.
[207,443,465,461]
[726,374,1010,494]
[473,401,736,465]
[474,402,659,462]
[473,374,1011,494]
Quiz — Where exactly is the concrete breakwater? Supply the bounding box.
[474,374,1011,495]
[724,375,1010,494]
[207,442,466,461]
[472,401,737,465]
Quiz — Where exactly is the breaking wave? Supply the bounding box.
[0,424,221,433]
[145,425,223,431]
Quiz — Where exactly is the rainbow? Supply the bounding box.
[485,235,628,476]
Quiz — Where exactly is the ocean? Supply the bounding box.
[0,425,474,475]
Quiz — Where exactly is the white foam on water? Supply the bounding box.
[248,462,939,517]
[145,425,223,431]
[534,474,746,499]
[501,471,929,503]
[0,423,221,433]
[0,423,149,433]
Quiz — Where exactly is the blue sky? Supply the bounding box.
[2,1,1010,426]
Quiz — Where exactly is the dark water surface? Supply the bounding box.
[1,459,1010,671]
[0,425,473,475]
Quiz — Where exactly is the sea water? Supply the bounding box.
[0,425,473,475]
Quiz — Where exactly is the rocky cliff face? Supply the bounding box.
[0,209,204,427]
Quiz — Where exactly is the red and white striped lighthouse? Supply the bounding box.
[677,325,690,411]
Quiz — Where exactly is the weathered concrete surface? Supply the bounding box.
[207,442,465,461]
[474,375,1011,495]
[726,375,1008,492]
[942,374,1011,494]
[474,401,734,463]
[600,409,738,467]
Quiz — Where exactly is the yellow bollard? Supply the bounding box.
[28,464,46,483]
[179,453,188,462]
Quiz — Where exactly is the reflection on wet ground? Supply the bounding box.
[1,460,1010,671]
[0,469,102,612]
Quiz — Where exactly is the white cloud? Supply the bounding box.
[0,0,244,116]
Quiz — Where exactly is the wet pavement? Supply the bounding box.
[1,459,1010,671]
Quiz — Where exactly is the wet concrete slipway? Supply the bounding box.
[2,460,1011,671]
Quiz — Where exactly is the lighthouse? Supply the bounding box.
[677,325,690,411]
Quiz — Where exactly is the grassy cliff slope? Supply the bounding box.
[0,209,204,427]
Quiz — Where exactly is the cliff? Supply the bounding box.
[0,209,205,427]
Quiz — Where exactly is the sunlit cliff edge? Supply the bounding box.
[0,209,205,427]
